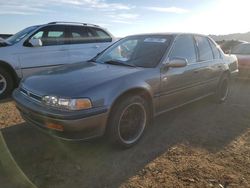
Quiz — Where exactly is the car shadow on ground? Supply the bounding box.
[1,81,250,188]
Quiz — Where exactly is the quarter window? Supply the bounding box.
[169,35,196,64]
[88,28,112,43]
[195,36,214,61]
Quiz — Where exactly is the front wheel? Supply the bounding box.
[213,74,230,103]
[107,95,150,148]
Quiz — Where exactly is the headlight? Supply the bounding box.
[42,96,92,110]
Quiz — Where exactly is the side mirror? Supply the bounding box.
[29,38,42,47]
[166,58,187,68]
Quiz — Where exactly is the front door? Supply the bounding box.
[159,34,199,113]
[18,25,70,78]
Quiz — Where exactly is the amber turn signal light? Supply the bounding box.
[75,99,92,110]
[46,123,64,132]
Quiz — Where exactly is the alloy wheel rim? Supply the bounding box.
[118,103,146,145]
[0,74,7,95]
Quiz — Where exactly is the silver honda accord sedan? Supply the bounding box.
[13,33,238,148]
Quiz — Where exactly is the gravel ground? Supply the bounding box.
[121,132,250,188]
[0,100,24,129]
[0,80,250,188]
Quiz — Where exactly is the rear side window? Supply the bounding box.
[208,39,221,59]
[169,35,196,64]
[69,26,93,44]
[195,36,214,61]
[30,25,67,46]
[88,27,112,43]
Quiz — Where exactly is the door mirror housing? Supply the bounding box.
[167,58,187,68]
[29,38,42,47]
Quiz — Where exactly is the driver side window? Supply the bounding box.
[29,25,67,46]
[32,31,44,39]
[169,35,197,64]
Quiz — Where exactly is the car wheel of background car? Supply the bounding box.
[107,95,150,148]
[0,67,14,99]
[213,74,230,103]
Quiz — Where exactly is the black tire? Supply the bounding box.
[213,74,230,103]
[0,67,14,100]
[107,95,150,148]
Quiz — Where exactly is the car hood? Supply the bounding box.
[21,62,142,97]
[0,42,9,47]
[0,38,10,47]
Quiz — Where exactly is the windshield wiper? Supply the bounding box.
[104,60,136,67]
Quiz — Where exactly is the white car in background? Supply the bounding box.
[0,22,115,99]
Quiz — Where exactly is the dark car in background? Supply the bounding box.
[13,33,235,148]
[0,34,12,39]
[217,40,246,54]
[231,43,250,79]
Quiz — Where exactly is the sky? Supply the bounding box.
[0,0,250,37]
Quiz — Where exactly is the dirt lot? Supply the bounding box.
[0,80,250,188]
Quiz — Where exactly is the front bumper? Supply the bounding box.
[12,89,109,140]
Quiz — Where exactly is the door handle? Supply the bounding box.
[194,70,199,73]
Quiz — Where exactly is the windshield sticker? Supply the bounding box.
[144,38,167,43]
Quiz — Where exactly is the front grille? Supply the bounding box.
[20,87,42,103]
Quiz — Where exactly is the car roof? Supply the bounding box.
[49,21,100,27]
[32,22,114,38]
[126,32,209,38]
[35,22,101,29]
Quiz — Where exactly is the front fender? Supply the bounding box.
[83,68,160,111]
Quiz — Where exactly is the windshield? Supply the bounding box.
[6,26,39,45]
[232,43,250,55]
[95,35,172,68]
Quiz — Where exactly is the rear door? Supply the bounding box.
[194,35,218,96]
[18,25,70,78]
[207,38,224,88]
[67,26,113,63]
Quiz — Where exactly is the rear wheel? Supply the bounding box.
[0,67,14,99]
[213,74,230,103]
[107,95,150,148]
